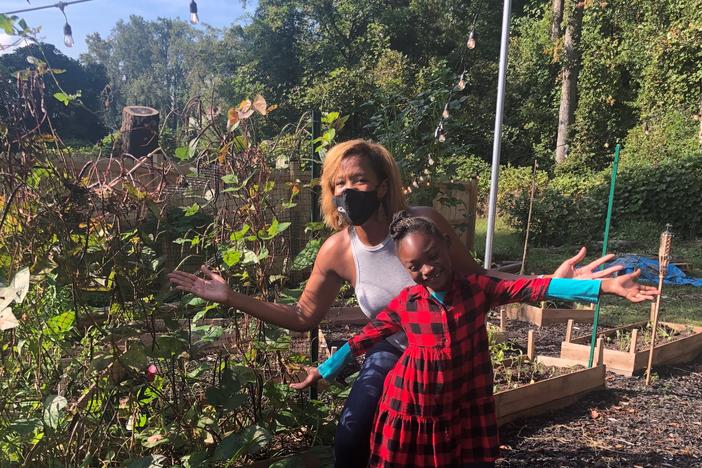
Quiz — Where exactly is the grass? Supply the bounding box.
[474,216,702,327]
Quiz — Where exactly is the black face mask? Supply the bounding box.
[333,188,381,226]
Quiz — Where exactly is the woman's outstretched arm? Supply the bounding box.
[168,234,346,332]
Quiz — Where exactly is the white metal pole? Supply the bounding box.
[484,0,513,269]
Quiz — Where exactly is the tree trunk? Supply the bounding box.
[555,1,584,164]
[550,0,564,41]
[120,106,160,157]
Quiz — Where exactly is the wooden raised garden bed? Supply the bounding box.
[495,362,605,426]
[504,301,594,327]
[494,334,606,426]
[558,320,702,376]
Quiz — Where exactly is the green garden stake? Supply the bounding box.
[587,143,620,368]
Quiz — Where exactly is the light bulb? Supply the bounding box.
[442,104,449,119]
[455,72,466,91]
[189,1,199,24]
[439,133,446,143]
[428,157,435,166]
[63,23,74,48]
[412,181,419,188]
[467,30,476,49]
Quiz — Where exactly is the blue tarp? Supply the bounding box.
[605,255,702,287]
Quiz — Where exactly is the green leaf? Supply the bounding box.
[292,239,322,271]
[54,92,70,106]
[154,335,187,357]
[174,146,190,161]
[182,203,200,216]
[266,219,291,238]
[222,248,242,267]
[211,425,271,462]
[45,310,75,337]
[181,452,209,468]
[230,224,251,241]
[43,395,68,430]
[125,455,167,468]
[0,15,14,34]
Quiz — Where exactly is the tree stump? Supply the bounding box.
[120,106,159,157]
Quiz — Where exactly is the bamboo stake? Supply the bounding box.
[645,224,673,385]
[499,308,507,331]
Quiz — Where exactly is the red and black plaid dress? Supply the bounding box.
[348,274,551,467]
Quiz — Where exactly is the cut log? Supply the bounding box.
[121,106,160,157]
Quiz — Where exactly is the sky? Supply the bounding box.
[1,0,255,59]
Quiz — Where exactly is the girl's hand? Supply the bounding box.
[167,265,233,304]
[601,269,660,303]
[553,247,624,280]
[290,366,322,390]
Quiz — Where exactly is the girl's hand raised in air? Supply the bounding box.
[601,269,660,303]
[289,366,322,390]
[167,265,233,304]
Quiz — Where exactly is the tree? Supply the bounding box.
[0,43,109,144]
[555,1,585,164]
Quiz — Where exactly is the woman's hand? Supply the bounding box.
[289,366,322,390]
[552,247,624,279]
[167,265,233,305]
[601,269,660,303]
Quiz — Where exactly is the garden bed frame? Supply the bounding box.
[504,302,594,327]
[557,320,702,376]
[494,360,606,426]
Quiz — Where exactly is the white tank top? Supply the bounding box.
[349,227,415,349]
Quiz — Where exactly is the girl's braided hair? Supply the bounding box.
[389,210,445,243]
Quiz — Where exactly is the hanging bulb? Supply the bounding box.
[63,22,74,48]
[189,0,200,24]
[428,156,435,166]
[442,104,449,119]
[467,30,476,49]
[434,121,446,143]
[412,180,419,188]
[455,71,466,91]
[423,168,430,175]
[419,175,425,182]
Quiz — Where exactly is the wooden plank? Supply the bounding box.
[629,329,638,354]
[505,304,594,327]
[565,319,574,343]
[527,330,535,360]
[495,365,605,425]
[322,307,368,325]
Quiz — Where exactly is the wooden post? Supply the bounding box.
[120,106,160,157]
[565,319,574,343]
[527,330,535,360]
[596,337,604,366]
[629,329,638,354]
[499,308,506,331]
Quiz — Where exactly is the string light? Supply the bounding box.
[454,71,466,91]
[1,1,98,49]
[467,30,476,49]
[433,5,481,147]
[58,4,73,48]
[189,1,199,24]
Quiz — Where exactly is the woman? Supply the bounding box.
[168,139,621,467]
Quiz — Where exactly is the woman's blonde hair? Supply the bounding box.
[320,139,408,231]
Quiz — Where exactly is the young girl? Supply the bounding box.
[292,212,658,467]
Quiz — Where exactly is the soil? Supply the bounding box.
[600,323,698,352]
[320,314,702,467]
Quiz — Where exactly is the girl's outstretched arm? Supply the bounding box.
[290,296,405,390]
